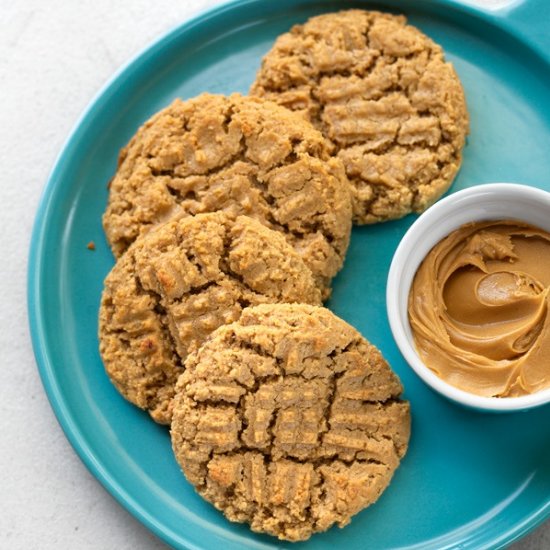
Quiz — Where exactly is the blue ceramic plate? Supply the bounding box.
[28,1,550,548]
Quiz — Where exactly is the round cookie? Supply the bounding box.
[251,10,469,224]
[99,213,321,424]
[103,93,352,297]
[171,303,410,541]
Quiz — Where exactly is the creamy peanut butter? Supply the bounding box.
[408,220,550,397]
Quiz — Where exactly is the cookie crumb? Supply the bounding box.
[87,241,96,251]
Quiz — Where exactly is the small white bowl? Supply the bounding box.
[386,183,550,412]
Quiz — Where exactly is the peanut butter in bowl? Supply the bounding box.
[408,220,550,398]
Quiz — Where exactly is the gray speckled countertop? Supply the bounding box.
[1,1,547,548]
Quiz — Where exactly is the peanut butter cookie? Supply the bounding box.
[171,303,410,541]
[99,213,321,424]
[103,93,352,297]
[251,10,469,224]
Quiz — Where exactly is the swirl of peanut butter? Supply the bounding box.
[408,220,550,397]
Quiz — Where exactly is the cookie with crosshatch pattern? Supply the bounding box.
[103,93,352,298]
[251,9,469,224]
[171,303,410,541]
[99,213,321,425]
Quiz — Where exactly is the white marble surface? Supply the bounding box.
[1,1,548,548]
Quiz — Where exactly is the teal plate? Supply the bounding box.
[28,0,550,548]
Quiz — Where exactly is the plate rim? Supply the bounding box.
[27,0,550,549]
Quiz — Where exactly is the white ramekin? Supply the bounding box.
[386,183,550,412]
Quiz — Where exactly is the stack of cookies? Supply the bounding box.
[98,9,468,542]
